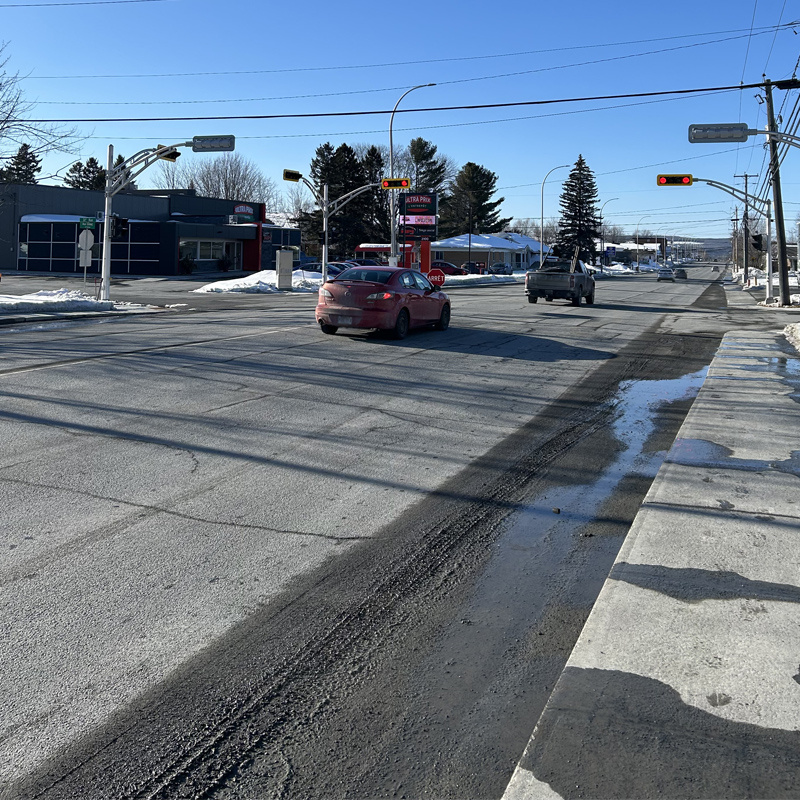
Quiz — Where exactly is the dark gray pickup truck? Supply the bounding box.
[525,259,595,306]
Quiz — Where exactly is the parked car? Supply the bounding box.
[348,258,381,266]
[461,261,482,274]
[487,262,513,275]
[315,266,450,339]
[656,267,676,282]
[673,267,687,279]
[525,259,595,305]
[431,260,468,276]
[296,262,345,276]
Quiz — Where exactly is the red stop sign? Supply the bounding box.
[427,268,446,286]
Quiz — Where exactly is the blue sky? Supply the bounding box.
[4,0,799,240]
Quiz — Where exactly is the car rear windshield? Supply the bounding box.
[335,268,392,283]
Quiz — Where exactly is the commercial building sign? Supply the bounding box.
[398,193,437,241]
[233,204,255,221]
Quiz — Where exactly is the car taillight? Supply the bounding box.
[366,291,394,300]
[319,288,333,299]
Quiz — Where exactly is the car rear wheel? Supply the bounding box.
[571,292,581,306]
[527,295,537,303]
[435,304,450,331]
[320,323,338,335]
[393,308,410,339]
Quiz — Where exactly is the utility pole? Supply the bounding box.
[764,78,791,305]
[734,173,757,284]
[732,208,738,269]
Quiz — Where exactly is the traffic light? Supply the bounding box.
[657,174,693,186]
[157,145,181,162]
[283,169,303,182]
[751,233,763,251]
[117,218,129,238]
[108,216,118,239]
[381,178,411,190]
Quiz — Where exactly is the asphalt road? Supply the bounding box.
[1,266,790,799]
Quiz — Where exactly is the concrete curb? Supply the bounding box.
[0,308,169,327]
[503,328,800,799]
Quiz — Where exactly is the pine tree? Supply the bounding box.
[556,155,600,262]
[298,142,373,256]
[0,143,42,184]
[408,137,447,193]
[438,162,511,238]
[360,144,390,243]
[64,156,106,190]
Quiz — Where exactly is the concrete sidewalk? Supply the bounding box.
[504,312,800,795]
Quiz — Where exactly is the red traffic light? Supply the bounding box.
[657,174,693,186]
[381,178,410,189]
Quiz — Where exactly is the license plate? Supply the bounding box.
[336,316,353,326]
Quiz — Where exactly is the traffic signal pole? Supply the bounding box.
[764,80,791,306]
[100,144,115,300]
[734,173,757,284]
[99,136,235,301]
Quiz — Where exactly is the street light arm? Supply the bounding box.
[694,178,771,216]
[330,183,380,214]
[389,83,435,260]
[107,141,193,196]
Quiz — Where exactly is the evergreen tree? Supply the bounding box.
[438,162,511,238]
[360,144,390,243]
[556,155,600,262]
[63,156,106,190]
[0,143,42,184]
[408,137,447,193]
[298,142,372,257]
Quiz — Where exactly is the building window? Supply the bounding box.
[18,242,28,259]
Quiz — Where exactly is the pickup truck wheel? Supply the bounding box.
[571,293,581,306]
[527,295,537,304]
[585,290,595,305]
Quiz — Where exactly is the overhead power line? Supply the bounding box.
[22,81,784,123]
[23,22,799,80]
[0,0,165,5]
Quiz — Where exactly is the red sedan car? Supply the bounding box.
[315,266,450,339]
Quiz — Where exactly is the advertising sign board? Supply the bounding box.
[398,193,437,241]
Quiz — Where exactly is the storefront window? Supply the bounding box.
[199,241,212,260]
[18,242,28,259]
[180,240,198,259]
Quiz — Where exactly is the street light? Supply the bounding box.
[599,197,618,269]
[656,225,669,264]
[100,136,235,299]
[283,169,379,283]
[540,164,569,267]
[389,83,435,264]
[635,215,649,271]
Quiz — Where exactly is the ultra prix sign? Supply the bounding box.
[233,204,255,221]
[398,193,437,241]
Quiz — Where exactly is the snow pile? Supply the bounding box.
[0,288,116,313]
[192,270,321,294]
[784,322,800,352]
[737,268,800,305]
[194,269,525,294]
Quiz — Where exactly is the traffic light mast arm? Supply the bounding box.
[107,142,192,196]
[693,177,770,217]
[329,183,380,215]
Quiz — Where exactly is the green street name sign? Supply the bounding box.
[79,217,96,229]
